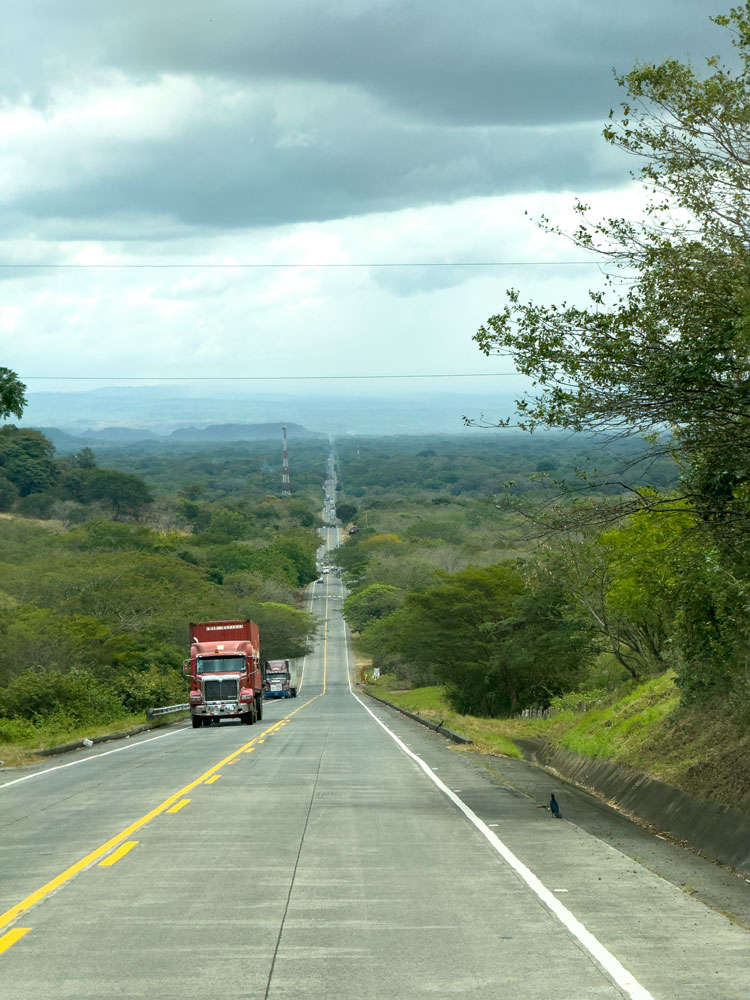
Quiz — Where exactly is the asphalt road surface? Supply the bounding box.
[1,526,749,998]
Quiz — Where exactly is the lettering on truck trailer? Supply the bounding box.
[205,624,244,631]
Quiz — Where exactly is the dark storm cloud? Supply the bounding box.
[4,0,723,124]
[117,0,724,126]
[11,104,622,229]
[1,0,725,231]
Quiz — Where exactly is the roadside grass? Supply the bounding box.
[551,671,680,763]
[362,671,750,814]
[365,680,523,758]
[0,711,188,768]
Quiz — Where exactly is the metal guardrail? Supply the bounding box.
[145,703,189,720]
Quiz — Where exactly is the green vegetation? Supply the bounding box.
[472,7,750,703]
[0,711,178,768]
[0,368,26,421]
[337,14,750,804]
[364,679,522,758]
[3,6,749,824]
[0,414,324,760]
[364,673,750,814]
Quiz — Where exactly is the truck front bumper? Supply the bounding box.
[193,702,242,716]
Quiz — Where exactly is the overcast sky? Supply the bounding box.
[0,0,727,403]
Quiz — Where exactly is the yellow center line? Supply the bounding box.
[98,841,138,867]
[167,799,191,814]
[0,928,31,954]
[0,726,261,932]
[0,661,326,936]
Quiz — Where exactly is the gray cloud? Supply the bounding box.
[0,0,730,390]
[3,1,724,125]
[11,96,625,230]
[1,0,724,235]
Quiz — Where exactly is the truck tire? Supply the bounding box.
[191,715,202,729]
[256,696,263,721]
[292,688,297,698]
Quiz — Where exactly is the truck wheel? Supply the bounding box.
[292,688,297,698]
[191,715,202,729]
[256,697,263,721]
[202,716,212,727]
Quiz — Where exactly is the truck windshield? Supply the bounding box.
[197,656,245,674]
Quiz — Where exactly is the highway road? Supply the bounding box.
[1,519,749,997]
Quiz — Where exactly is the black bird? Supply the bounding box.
[550,794,562,819]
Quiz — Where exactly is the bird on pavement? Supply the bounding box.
[550,794,562,818]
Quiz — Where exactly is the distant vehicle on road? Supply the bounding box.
[263,659,298,698]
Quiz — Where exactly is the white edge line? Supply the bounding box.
[346,674,655,1000]
[0,725,189,790]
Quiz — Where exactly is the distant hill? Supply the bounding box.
[21,382,527,436]
[35,427,92,451]
[168,423,323,442]
[87,426,161,441]
[32,422,324,453]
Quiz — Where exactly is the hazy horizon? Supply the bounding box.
[18,380,531,437]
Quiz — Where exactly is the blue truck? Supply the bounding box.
[263,659,298,699]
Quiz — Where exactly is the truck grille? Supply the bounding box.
[203,677,239,701]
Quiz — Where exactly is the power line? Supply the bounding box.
[21,372,519,381]
[1,260,599,269]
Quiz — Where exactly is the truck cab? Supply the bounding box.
[185,620,263,728]
[263,659,298,699]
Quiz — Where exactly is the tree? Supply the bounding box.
[474,5,750,530]
[343,583,404,632]
[179,482,204,500]
[336,501,358,524]
[0,368,26,421]
[268,533,319,586]
[79,468,153,520]
[254,602,317,660]
[0,477,19,511]
[0,427,57,496]
[71,447,97,470]
[546,523,675,680]
[385,564,591,716]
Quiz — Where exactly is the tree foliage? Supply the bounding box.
[343,583,404,632]
[76,468,153,520]
[255,602,317,661]
[474,5,750,530]
[0,368,26,421]
[0,427,57,497]
[384,564,592,716]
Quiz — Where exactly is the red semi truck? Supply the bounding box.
[184,620,263,728]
